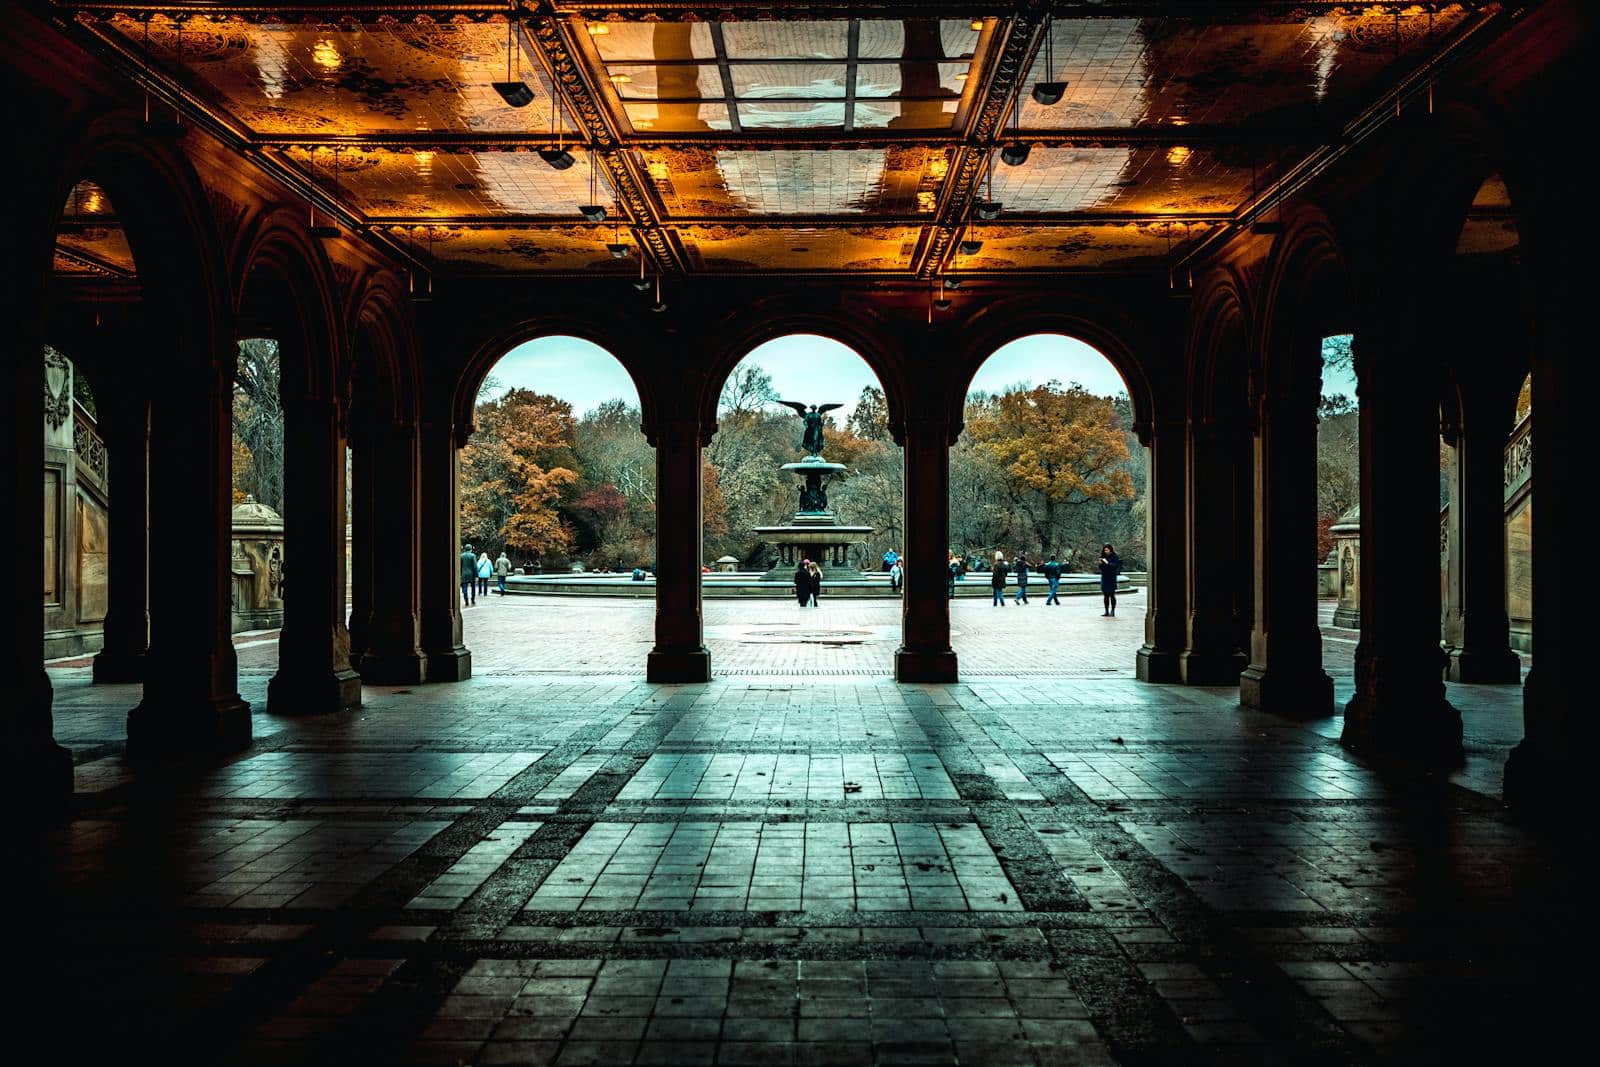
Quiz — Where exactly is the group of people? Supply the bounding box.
[970,544,1123,616]
[459,544,512,606]
[882,548,903,592]
[793,559,824,606]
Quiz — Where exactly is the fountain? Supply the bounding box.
[753,401,873,573]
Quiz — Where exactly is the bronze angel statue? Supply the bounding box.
[778,401,843,457]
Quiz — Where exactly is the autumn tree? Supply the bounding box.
[232,337,285,514]
[963,382,1135,559]
[847,385,891,440]
[460,389,580,563]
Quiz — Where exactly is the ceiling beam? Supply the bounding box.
[916,0,1046,278]
[248,125,1320,150]
[362,211,1234,227]
[519,7,683,274]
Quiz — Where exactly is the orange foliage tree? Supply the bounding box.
[461,389,580,562]
[964,382,1134,556]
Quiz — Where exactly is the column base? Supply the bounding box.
[126,697,252,758]
[896,647,958,684]
[1239,664,1334,718]
[357,650,429,686]
[648,647,710,683]
[1179,649,1247,686]
[267,668,363,716]
[424,647,472,683]
[1341,687,1463,768]
[92,648,146,684]
[1331,606,1360,629]
[1446,647,1523,685]
[1135,645,1181,683]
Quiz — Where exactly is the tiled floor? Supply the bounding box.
[35,623,1562,1063]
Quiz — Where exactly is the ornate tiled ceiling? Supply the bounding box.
[61,2,1499,279]
[55,180,135,277]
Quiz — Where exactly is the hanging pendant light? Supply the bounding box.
[1031,16,1067,105]
[650,274,667,313]
[932,276,952,312]
[538,53,575,169]
[1000,98,1030,166]
[632,250,652,291]
[976,163,1002,219]
[493,7,535,107]
[579,150,607,222]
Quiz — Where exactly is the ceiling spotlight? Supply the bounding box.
[579,204,608,223]
[606,242,630,259]
[970,19,984,30]
[493,80,535,108]
[1031,81,1067,106]
[958,239,983,255]
[633,278,653,291]
[1000,143,1030,166]
[539,147,575,170]
[976,200,1003,220]
[944,277,963,290]
[932,297,952,311]
[651,301,668,313]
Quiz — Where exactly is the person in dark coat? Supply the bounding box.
[807,561,822,606]
[1013,553,1031,604]
[1099,543,1121,617]
[948,552,961,599]
[794,560,811,606]
[990,552,1008,606]
[459,543,476,607]
[1042,552,1063,605]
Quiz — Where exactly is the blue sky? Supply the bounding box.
[483,332,1359,418]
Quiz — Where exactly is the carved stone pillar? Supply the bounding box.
[648,418,710,682]
[93,395,150,683]
[1341,328,1461,765]
[1443,387,1522,684]
[268,395,361,715]
[896,416,957,683]
[1137,418,1186,682]
[347,425,373,667]
[128,347,251,754]
[1181,421,1248,684]
[1239,373,1334,717]
[359,419,427,684]
[418,418,471,681]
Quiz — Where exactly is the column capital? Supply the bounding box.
[648,416,704,450]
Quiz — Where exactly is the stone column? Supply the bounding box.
[267,395,361,715]
[1340,331,1461,764]
[359,418,427,684]
[418,418,471,681]
[896,416,958,683]
[92,395,150,683]
[127,349,251,754]
[1444,387,1521,684]
[1239,377,1334,717]
[648,418,710,682]
[1180,421,1248,684]
[1137,419,1186,682]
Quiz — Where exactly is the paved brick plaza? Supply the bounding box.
[39,596,1559,1064]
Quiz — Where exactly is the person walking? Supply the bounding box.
[882,547,899,573]
[1042,552,1063,605]
[948,552,961,599]
[794,559,811,606]
[460,543,477,607]
[990,551,1008,606]
[476,551,493,597]
[889,558,903,593]
[1013,553,1031,604]
[1099,543,1122,617]
[494,551,511,595]
[807,560,823,607]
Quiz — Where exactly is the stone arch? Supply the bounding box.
[1186,267,1254,426]
[455,311,652,445]
[234,210,344,402]
[698,303,904,445]
[1256,205,1355,406]
[951,296,1154,443]
[347,276,420,428]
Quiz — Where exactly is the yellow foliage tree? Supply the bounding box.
[461,389,580,562]
[964,382,1134,555]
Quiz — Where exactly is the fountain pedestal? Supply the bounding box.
[753,457,873,575]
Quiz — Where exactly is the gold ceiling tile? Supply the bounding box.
[1018,5,1476,129]
[107,15,572,136]
[988,147,1263,215]
[959,222,1215,271]
[641,148,947,217]
[623,102,732,133]
[678,225,919,272]
[55,225,136,275]
[605,64,724,101]
[723,22,850,60]
[732,63,850,99]
[590,21,716,62]
[286,147,612,218]
[408,225,640,273]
